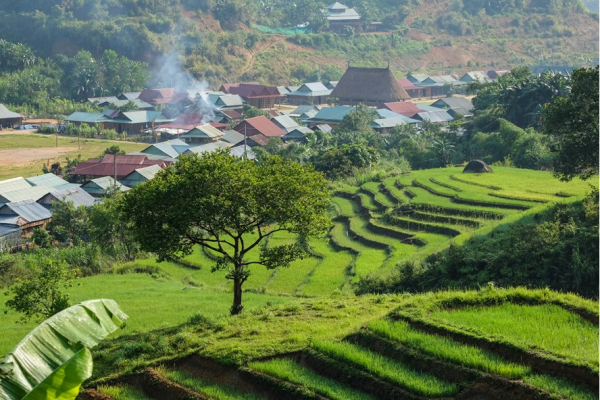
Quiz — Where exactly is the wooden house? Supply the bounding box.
[232,116,286,138]
[0,104,23,129]
[220,83,283,109]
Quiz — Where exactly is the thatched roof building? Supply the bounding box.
[331,67,410,107]
[463,160,493,173]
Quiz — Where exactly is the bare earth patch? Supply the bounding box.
[0,147,76,168]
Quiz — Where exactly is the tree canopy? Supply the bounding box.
[121,151,331,314]
[543,66,599,181]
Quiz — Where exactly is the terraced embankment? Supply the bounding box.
[82,289,598,400]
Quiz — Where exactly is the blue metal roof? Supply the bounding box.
[308,106,354,123]
[0,200,52,223]
[38,188,96,209]
[25,173,70,188]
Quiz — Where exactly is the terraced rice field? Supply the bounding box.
[123,167,593,296]
[84,289,598,400]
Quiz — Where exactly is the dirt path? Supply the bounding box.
[238,36,287,78]
[0,147,76,168]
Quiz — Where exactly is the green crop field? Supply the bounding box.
[70,288,599,400]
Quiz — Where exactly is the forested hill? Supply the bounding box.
[0,0,597,87]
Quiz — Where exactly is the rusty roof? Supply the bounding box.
[383,102,421,118]
[236,116,286,137]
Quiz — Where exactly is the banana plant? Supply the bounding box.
[0,299,128,400]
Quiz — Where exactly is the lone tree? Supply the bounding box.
[121,151,331,315]
[543,66,599,181]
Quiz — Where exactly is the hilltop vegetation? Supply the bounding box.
[0,0,596,90]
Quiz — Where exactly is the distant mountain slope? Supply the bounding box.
[0,0,596,85]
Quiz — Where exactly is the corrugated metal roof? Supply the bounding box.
[0,104,22,119]
[38,188,96,208]
[217,94,244,108]
[81,177,129,195]
[239,116,286,137]
[229,145,256,160]
[272,115,301,132]
[316,124,332,133]
[222,130,245,145]
[181,124,224,139]
[415,110,454,123]
[88,96,119,104]
[383,102,421,117]
[460,71,491,82]
[0,185,53,205]
[0,224,20,237]
[0,177,31,194]
[25,173,70,188]
[142,140,191,159]
[98,99,153,109]
[133,164,163,180]
[299,110,318,121]
[65,112,104,124]
[284,126,314,139]
[372,117,410,129]
[407,74,429,83]
[184,141,232,155]
[119,92,141,100]
[325,3,360,20]
[431,97,474,112]
[0,200,52,223]
[289,82,332,97]
[396,78,422,91]
[416,104,439,112]
[309,106,354,123]
[247,134,271,147]
[290,105,319,116]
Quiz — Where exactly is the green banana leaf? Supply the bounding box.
[0,299,128,400]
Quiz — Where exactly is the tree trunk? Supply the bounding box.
[231,275,244,315]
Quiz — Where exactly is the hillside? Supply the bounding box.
[0,0,596,87]
[86,288,599,400]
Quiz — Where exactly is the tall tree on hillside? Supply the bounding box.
[543,66,599,181]
[121,151,331,315]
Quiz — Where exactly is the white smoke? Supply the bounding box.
[151,51,219,125]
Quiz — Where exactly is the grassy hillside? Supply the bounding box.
[86,288,598,400]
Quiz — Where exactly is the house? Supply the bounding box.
[459,71,492,83]
[307,106,354,126]
[325,81,339,90]
[397,78,426,98]
[232,116,286,138]
[220,83,283,109]
[414,109,454,124]
[229,145,256,160]
[487,70,509,80]
[0,104,23,129]
[284,126,314,141]
[0,200,53,236]
[88,96,119,105]
[215,109,243,124]
[383,101,421,118]
[407,74,430,84]
[37,188,96,209]
[430,97,474,118]
[286,82,332,105]
[180,124,225,145]
[289,105,320,117]
[323,2,361,33]
[271,115,302,133]
[331,67,410,107]
[299,109,318,122]
[70,154,170,181]
[138,88,191,107]
[80,177,129,198]
[118,92,141,100]
[207,93,244,110]
[65,109,172,135]
[371,118,413,134]
[0,185,55,207]
[221,130,246,147]
[0,225,21,253]
[244,134,272,147]
[140,139,191,158]
[95,98,154,110]
[25,174,79,191]
[182,142,232,156]
[119,165,164,188]
[415,75,464,97]
[377,109,421,126]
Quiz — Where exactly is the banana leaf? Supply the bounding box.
[0,299,128,400]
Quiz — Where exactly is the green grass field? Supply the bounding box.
[0,133,146,180]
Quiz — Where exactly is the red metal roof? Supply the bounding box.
[240,116,286,137]
[210,122,228,130]
[139,88,175,102]
[396,78,422,91]
[221,109,242,120]
[99,154,148,164]
[383,101,421,118]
